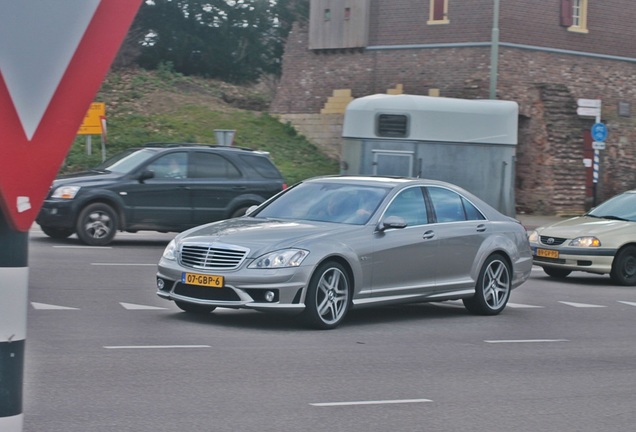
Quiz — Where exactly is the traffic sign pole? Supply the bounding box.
[0,212,28,431]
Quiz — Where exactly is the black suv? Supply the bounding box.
[36,144,286,245]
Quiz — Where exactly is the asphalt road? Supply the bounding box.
[23,227,636,432]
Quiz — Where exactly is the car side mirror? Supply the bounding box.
[138,169,155,183]
[378,215,407,232]
[245,205,259,216]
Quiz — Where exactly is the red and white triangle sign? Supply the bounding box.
[0,0,142,232]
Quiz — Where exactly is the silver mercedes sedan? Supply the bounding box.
[156,176,532,329]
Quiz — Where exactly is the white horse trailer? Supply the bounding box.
[341,94,519,216]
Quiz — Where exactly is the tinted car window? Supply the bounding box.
[96,148,158,173]
[428,187,466,223]
[463,197,486,220]
[384,187,428,226]
[147,152,188,179]
[191,152,241,179]
[239,154,281,179]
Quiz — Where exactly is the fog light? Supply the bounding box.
[157,278,165,290]
[264,291,275,302]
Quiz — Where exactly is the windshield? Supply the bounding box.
[587,192,636,222]
[94,148,158,173]
[254,181,391,225]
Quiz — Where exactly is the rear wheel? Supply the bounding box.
[463,254,511,315]
[610,246,636,286]
[303,261,351,330]
[76,203,118,246]
[230,206,252,218]
[41,226,74,239]
[175,300,216,314]
[543,267,572,279]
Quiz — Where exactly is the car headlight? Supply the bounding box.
[527,230,539,243]
[569,236,601,247]
[51,185,81,199]
[249,249,308,269]
[162,239,178,260]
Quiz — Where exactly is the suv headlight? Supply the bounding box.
[51,185,81,199]
[249,249,308,269]
[162,240,178,260]
[569,236,601,247]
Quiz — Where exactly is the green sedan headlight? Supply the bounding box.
[162,239,178,260]
[569,236,601,247]
[249,249,309,269]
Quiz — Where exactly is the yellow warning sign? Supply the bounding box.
[77,102,105,135]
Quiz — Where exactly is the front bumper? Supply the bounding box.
[36,199,77,229]
[530,244,616,274]
[156,257,311,313]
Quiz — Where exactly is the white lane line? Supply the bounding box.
[485,339,569,344]
[310,399,432,407]
[31,302,79,310]
[617,301,636,307]
[104,345,211,350]
[559,301,606,308]
[92,263,156,266]
[506,302,544,308]
[53,245,111,249]
[120,302,168,310]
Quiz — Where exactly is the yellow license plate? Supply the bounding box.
[537,248,559,259]
[181,272,224,288]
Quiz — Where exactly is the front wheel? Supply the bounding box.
[41,226,74,239]
[610,246,636,286]
[463,254,511,315]
[543,267,572,279]
[75,203,118,246]
[303,262,351,330]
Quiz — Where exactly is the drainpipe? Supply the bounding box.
[489,0,500,99]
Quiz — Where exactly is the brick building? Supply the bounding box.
[271,0,636,215]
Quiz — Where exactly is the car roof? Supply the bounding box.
[304,175,459,188]
[139,143,270,155]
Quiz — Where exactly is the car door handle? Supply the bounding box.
[422,230,435,240]
[476,224,487,232]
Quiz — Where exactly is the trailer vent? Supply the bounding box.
[377,114,408,137]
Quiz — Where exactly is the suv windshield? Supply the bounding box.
[94,148,158,173]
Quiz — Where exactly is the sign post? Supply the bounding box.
[0,2,142,431]
[577,99,604,206]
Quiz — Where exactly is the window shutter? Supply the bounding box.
[433,0,445,21]
[560,0,573,27]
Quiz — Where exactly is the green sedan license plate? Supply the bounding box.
[182,272,224,288]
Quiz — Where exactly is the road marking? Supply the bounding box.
[120,302,167,310]
[92,263,156,266]
[506,302,544,308]
[485,339,569,344]
[103,345,211,350]
[617,301,636,307]
[31,302,79,310]
[559,301,606,308]
[53,245,111,250]
[310,398,432,407]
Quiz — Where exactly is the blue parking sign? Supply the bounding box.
[591,123,608,142]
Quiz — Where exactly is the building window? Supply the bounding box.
[427,0,449,25]
[561,0,588,33]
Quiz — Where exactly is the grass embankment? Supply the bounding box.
[63,68,339,185]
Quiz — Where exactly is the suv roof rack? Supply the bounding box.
[142,142,258,152]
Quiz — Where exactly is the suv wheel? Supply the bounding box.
[76,203,118,246]
[41,226,74,239]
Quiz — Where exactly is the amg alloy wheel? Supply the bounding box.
[463,254,511,315]
[303,261,351,330]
